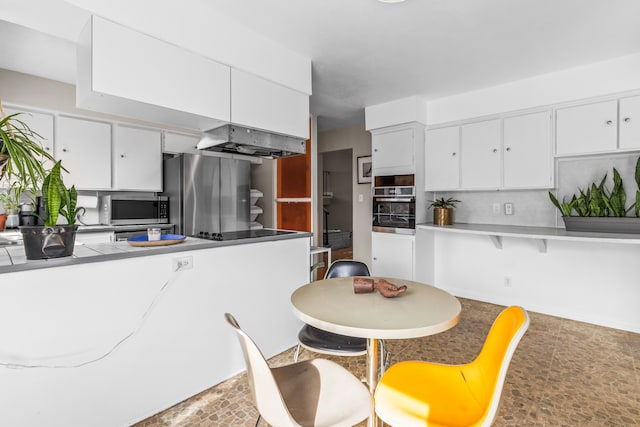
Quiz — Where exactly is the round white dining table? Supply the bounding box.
[290,276,461,427]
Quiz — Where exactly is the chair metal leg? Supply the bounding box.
[379,340,391,374]
[255,414,261,427]
[293,343,301,362]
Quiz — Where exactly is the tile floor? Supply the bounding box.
[135,298,640,427]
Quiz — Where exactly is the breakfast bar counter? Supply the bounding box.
[0,229,311,273]
[0,230,311,427]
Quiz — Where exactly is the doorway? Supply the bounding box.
[318,149,353,277]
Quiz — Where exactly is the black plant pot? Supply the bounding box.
[19,225,78,260]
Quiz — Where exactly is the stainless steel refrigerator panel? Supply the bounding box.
[220,158,250,232]
[182,154,221,236]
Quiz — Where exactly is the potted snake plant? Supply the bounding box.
[20,161,84,259]
[549,156,640,233]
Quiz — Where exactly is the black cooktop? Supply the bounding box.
[192,229,296,241]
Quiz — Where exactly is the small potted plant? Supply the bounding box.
[20,161,84,259]
[0,185,21,229]
[429,197,461,226]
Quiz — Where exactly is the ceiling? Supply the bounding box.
[2,0,640,131]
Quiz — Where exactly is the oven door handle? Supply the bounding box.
[373,197,416,202]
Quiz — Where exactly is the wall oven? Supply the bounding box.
[372,174,416,234]
[99,195,169,225]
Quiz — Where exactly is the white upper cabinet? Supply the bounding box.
[425,126,460,190]
[372,126,415,174]
[460,119,502,189]
[77,16,230,131]
[231,69,309,139]
[113,125,163,191]
[56,116,112,190]
[3,106,55,172]
[619,95,640,150]
[556,100,618,156]
[163,131,201,155]
[503,111,553,189]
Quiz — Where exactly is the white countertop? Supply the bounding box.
[0,230,312,273]
[417,223,640,244]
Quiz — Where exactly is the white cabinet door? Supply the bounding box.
[372,127,415,173]
[503,111,553,189]
[56,116,111,190]
[231,69,309,139]
[460,119,501,189]
[78,16,230,131]
[3,107,55,173]
[425,126,460,190]
[163,131,201,154]
[619,95,640,150]
[556,100,617,156]
[113,125,162,191]
[371,232,414,281]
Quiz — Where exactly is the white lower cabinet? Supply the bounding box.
[113,125,162,191]
[371,232,414,280]
[56,116,112,190]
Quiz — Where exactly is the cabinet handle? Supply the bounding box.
[373,257,377,261]
[374,149,378,152]
[624,117,631,123]
[452,152,457,156]
[62,148,67,153]
[506,147,511,152]
[492,148,498,153]
[605,120,613,125]
[120,154,125,158]
[45,147,50,151]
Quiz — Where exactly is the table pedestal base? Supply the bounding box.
[367,338,380,427]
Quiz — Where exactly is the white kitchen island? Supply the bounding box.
[0,232,311,427]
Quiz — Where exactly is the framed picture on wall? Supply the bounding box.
[357,156,372,184]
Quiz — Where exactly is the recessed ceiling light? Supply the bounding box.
[378,0,406,3]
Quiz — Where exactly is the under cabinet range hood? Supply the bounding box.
[196,125,306,159]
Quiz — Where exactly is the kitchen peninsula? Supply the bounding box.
[0,231,311,426]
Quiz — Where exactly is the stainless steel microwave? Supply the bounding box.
[99,195,169,225]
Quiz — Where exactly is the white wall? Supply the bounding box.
[317,124,372,267]
[417,228,640,333]
[427,52,640,125]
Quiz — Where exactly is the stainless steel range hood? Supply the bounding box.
[196,125,306,158]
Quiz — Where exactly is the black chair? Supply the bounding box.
[294,260,388,366]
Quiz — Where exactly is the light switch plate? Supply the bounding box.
[505,203,514,215]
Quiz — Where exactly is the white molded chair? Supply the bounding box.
[225,313,372,427]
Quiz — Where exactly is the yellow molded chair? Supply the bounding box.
[374,306,530,427]
[225,313,372,427]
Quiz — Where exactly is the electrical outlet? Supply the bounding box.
[173,256,193,271]
[505,202,514,215]
[504,276,512,287]
[358,194,364,202]
[492,203,500,214]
